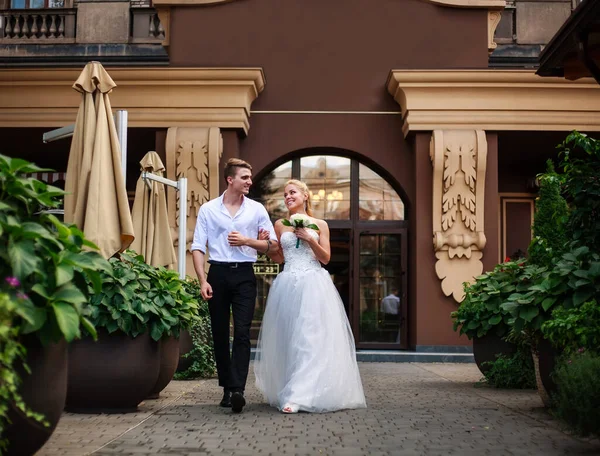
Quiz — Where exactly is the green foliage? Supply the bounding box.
[479,346,536,389]
[528,160,569,267]
[542,300,600,355]
[87,251,200,341]
[174,279,216,380]
[558,132,600,252]
[0,292,48,453]
[0,154,110,345]
[551,351,600,437]
[501,246,600,342]
[452,260,528,340]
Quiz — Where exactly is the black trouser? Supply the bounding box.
[206,262,257,393]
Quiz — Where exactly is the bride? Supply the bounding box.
[254,179,367,414]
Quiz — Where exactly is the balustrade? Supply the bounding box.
[131,8,164,43]
[0,8,75,42]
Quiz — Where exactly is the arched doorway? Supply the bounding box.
[250,152,408,349]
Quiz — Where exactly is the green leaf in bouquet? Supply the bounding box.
[306,223,320,230]
[281,219,292,227]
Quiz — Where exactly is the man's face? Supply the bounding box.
[228,167,252,195]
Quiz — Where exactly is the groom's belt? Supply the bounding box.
[208,260,254,269]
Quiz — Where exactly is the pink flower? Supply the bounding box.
[578,347,585,354]
[5,277,20,288]
[567,359,572,364]
[16,292,29,300]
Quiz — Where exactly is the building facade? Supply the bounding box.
[1,0,599,351]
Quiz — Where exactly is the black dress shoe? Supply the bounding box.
[219,391,232,408]
[230,391,246,413]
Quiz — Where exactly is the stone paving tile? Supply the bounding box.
[37,363,600,456]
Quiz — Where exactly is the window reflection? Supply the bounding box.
[359,164,404,221]
[301,156,351,220]
[249,162,292,222]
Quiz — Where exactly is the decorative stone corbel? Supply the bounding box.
[488,10,502,54]
[430,130,488,302]
[165,127,223,276]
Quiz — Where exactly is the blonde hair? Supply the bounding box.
[285,179,313,217]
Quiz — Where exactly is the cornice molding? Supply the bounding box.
[0,67,265,133]
[420,0,505,8]
[387,70,600,137]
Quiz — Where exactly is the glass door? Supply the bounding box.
[353,229,407,349]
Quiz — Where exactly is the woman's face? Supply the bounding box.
[284,184,306,213]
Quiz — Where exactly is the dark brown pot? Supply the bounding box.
[66,330,160,413]
[147,335,180,399]
[4,335,67,456]
[473,332,518,375]
[537,338,560,398]
[176,329,194,373]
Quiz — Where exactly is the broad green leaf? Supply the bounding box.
[281,219,292,226]
[573,288,595,307]
[8,238,38,279]
[80,316,97,340]
[52,302,81,342]
[55,263,75,287]
[52,285,87,306]
[488,315,502,325]
[519,306,539,322]
[541,297,556,312]
[31,283,51,299]
[17,304,47,332]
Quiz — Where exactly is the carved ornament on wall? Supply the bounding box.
[430,130,488,302]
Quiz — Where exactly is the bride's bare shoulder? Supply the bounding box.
[311,218,329,230]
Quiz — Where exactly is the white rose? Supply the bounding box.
[290,213,311,227]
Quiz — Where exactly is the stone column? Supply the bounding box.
[165,127,223,278]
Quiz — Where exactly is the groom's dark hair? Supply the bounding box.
[224,158,252,184]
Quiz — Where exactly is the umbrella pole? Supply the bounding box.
[142,172,188,279]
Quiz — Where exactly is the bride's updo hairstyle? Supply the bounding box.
[285,179,314,217]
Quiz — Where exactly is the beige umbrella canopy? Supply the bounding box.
[131,151,177,268]
[64,61,134,259]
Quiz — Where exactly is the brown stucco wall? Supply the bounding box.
[169,0,489,112]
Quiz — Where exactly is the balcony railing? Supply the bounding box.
[131,8,164,43]
[0,8,76,43]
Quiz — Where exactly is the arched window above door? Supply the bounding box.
[251,154,405,222]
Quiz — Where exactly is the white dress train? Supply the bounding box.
[254,230,367,413]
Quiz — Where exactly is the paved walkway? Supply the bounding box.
[38,363,600,456]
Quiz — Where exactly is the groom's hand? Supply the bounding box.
[228,231,248,246]
[201,282,213,300]
[258,228,270,241]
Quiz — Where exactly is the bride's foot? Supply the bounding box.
[281,403,299,414]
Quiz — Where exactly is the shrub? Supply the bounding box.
[479,346,536,389]
[559,132,600,252]
[174,279,216,380]
[552,351,600,437]
[528,160,569,267]
[86,251,200,341]
[452,259,529,340]
[542,300,600,355]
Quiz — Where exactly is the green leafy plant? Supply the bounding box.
[0,154,110,345]
[452,259,529,340]
[551,351,600,437]
[0,292,48,453]
[86,251,200,341]
[174,279,216,380]
[502,246,600,344]
[541,300,600,355]
[558,132,600,252]
[478,346,536,389]
[528,160,569,267]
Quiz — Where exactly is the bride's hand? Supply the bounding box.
[257,228,270,241]
[294,228,314,244]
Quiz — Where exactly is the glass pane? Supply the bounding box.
[359,164,404,221]
[49,0,64,7]
[303,156,351,221]
[11,0,26,7]
[30,0,44,7]
[301,156,351,180]
[249,161,292,222]
[358,233,403,344]
[252,254,281,348]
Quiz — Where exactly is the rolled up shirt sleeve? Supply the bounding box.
[191,206,208,253]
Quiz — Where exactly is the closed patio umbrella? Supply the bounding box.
[130,151,177,268]
[63,61,134,259]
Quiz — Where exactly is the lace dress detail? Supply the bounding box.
[254,227,367,413]
[279,230,321,274]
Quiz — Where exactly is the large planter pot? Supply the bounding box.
[66,330,160,413]
[4,335,67,456]
[176,329,194,373]
[147,335,180,399]
[537,338,560,400]
[473,332,518,375]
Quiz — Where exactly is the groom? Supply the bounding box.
[191,158,278,413]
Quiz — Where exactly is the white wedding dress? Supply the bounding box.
[254,230,367,413]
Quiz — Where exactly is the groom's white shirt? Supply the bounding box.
[191,192,277,263]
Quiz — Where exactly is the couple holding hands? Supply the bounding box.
[191,158,366,414]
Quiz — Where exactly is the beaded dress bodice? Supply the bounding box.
[280,230,321,274]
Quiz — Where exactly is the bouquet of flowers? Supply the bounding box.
[282,213,319,248]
